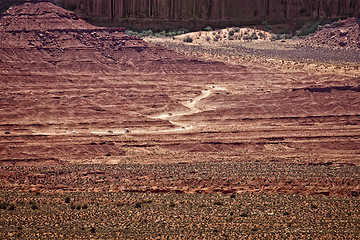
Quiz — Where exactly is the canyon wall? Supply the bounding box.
[1,0,359,29]
[59,0,360,29]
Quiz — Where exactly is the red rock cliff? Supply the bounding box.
[39,0,360,29]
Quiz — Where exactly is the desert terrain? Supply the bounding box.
[0,2,359,239]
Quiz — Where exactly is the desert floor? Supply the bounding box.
[0,3,359,239]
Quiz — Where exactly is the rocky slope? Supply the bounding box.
[302,17,360,49]
[0,1,227,73]
[59,0,360,29]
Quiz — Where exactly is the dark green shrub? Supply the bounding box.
[65,196,71,204]
[228,30,235,36]
[169,202,176,208]
[135,202,142,208]
[90,227,96,234]
[76,205,81,210]
[82,204,88,209]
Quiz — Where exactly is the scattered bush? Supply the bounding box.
[228,30,235,36]
[31,204,39,210]
[234,27,240,33]
[311,204,318,209]
[125,29,188,38]
[65,196,71,204]
[76,205,81,210]
[183,36,193,43]
[296,20,323,36]
[250,32,258,40]
[230,194,236,199]
[70,204,75,209]
[135,202,142,208]
[240,212,248,217]
[0,202,9,210]
[82,204,88,209]
[262,21,271,31]
[204,26,213,31]
[8,204,15,211]
[90,227,96,234]
[169,202,176,208]
[214,201,223,206]
[213,35,221,42]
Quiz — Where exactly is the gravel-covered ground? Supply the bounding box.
[1,191,359,239]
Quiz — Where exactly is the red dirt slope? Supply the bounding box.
[0,2,230,74]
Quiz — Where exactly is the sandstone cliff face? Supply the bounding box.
[59,0,360,29]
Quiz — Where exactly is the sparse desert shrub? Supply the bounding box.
[135,202,142,208]
[90,227,96,234]
[228,30,235,36]
[31,204,39,210]
[70,204,75,209]
[311,204,318,209]
[183,36,193,43]
[0,201,9,209]
[65,196,71,203]
[296,20,331,36]
[251,227,258,232]
[204,26,213,31]
[214,201,223,206]
[206,36,210,41]
[8,203,15,211]
[283,211,290,216]
[230,194,236,199]
[250,32,258,40]
[169,202,176,208]
[271,34,281,41]
[262,21,271,31]
[240,212,248,217]
[280,34,292,40]
[234,27,240,33]
[82,204,88,209]
[76,205,81,210]
[213,35,221,42]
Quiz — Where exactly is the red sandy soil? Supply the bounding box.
[0,3,359,239]
[0,2,359,195]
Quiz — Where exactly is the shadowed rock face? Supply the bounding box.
[59,0,360,29]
